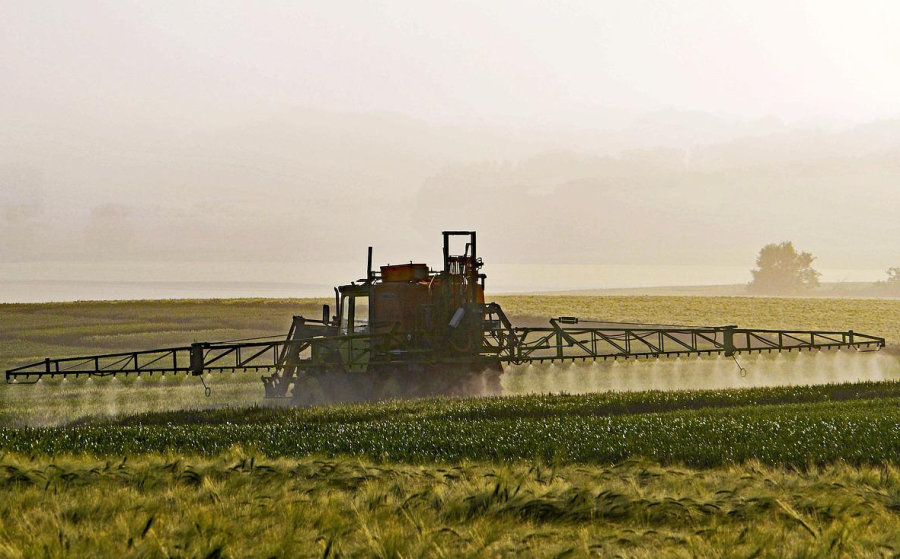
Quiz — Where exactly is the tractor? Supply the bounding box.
[7,231,886,404]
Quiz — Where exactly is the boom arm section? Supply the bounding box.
[4,314,331,384]
[4,339,296,384]
[6,314,885,384]
[483,318,885,364]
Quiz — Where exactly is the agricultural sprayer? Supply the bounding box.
[5,231,886,404]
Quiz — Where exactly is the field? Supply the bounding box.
[2,296,900,557]
[7,453,900,557]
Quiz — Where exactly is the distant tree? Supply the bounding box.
[747,242,820,295]
[886,267,900,284]
[877,267,900,295]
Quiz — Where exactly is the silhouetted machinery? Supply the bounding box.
[6,232,886,404]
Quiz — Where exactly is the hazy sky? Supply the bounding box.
[2,0,900,292]
[4,0,899,128]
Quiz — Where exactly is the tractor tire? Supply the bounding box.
[289,364,504,406]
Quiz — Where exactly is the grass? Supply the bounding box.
[5,387,900,467]
[2,296,900,556]
[9,453,900,557]
[6,453,900,557]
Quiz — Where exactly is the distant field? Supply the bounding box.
[3,295,898,370]
[2,296,900,556]
[553,280,900,298]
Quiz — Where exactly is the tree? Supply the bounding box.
[877,267,900,295]
[886,267,900,284]
[747,242,820,295]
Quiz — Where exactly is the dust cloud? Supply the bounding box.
[501,350,900,395]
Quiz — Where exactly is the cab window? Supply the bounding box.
[340,294,369,335]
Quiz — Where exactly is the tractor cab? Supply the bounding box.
[337,285,370,336]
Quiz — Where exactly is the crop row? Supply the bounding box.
[107,379,900,426]
[4,397,900,467]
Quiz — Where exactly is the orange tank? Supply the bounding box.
[380,264,429,283]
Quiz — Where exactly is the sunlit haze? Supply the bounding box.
[2,0,900,300]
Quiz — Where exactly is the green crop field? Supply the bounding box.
[6,453,900,557]
[2,296,900,557]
